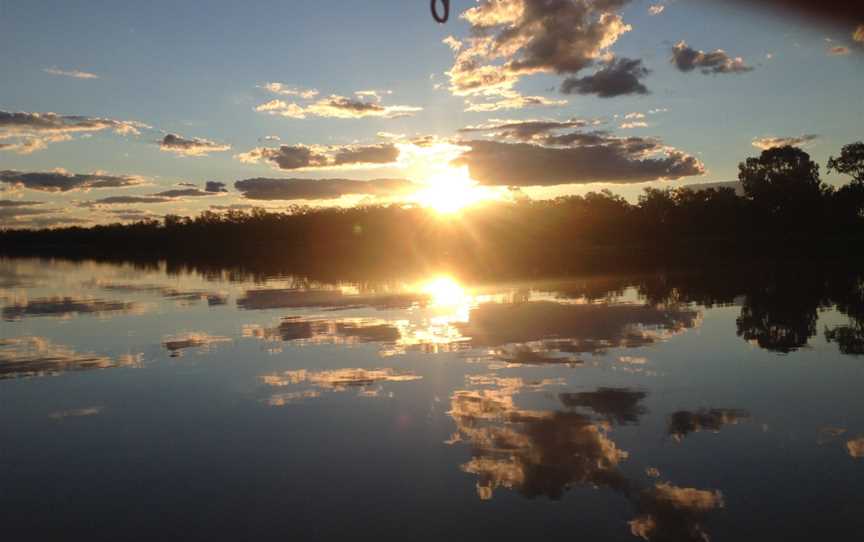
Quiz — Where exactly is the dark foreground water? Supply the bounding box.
[1,257,863,541]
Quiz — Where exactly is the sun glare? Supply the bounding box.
[413,166,493,215]
[422,276,469,307]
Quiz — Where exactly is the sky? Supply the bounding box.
[1,0,862,228]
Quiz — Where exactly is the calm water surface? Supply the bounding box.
[1,257,863,541]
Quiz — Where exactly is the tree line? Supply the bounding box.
[2,142,863,276]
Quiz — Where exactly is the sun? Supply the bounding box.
[422,276,468,307]
[413,166,493,214]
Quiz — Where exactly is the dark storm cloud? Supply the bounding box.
[159,133,231,156]
[452,139,704,186]
[671,41,753,74]
[0,170,145,192]
[234,177,422,201]
[559,57,650,97]
[205,181,228,193]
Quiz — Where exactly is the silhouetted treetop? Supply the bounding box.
[828,141,864,185]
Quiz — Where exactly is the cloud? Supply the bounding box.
[234,177,422,201]
[459,118,594,141]
[209,203,256,211]
[159,133,231,157]
[671,41,753,74]
[151,188,222,198]
[855,25,864,43]
[0,111,145,136]
[0,170,146,192]
[464,90,567,112]
[827,45,851,55]
[106,209,158,221]
[560,57,650,97]
[446,0,638,105]
[43,67,99,79]
[236,143,400,170]
[205,181,228,193]
[0,206,56,221]
[620,121,648,128]
[255,94,422,119]
[2,216,92,230]
[452,138,704,186]
[751,134,819,149]
[0,136,65,154]
[259,82,319,99]
[79,196,173,206]
[0,199,44,208]
[648,4,665,15]
[0,110,147,153]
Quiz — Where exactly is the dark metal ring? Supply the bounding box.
[431,0,449,23]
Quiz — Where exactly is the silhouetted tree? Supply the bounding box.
[827,142,864,227]
[828,141,864,185]
[739,146,826,230]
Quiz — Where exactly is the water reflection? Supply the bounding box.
[848,437,864,459]
[243,297,700,364]
[93,281,228,306]
[667,409,751,441]
[2,296,140,320]
[48,406,103,420]
[162,332,232,357]
[0,336,141,379]
[447,386,630,500]
[3,257,864,540]
[260,368,422,404]
[559,388,648,426]
[630,483,725,542]
[446,375,727,540]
